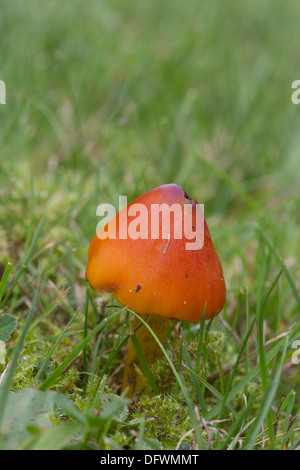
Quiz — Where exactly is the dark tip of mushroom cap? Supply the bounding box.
[183,191,192,200]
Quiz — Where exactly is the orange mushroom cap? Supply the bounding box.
[86,184,226,323]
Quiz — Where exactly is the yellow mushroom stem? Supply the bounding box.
[121,314,169,397]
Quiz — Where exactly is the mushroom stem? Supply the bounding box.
[122,314,169,397]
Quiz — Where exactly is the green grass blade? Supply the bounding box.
[0,216,45,310]
[130,333,159,395]
[0,272,42,446]
[38,310,121,390]
[206,319,300,421]
[243,336,289,449]
[126,309,206,450]
[82,289,89,398]
[30,310,78,386]
[0,262,12,304]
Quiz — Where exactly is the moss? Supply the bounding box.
[203,330,226,352]
[9,325,82,394]
[232,375,263,417]
[132,394,192,450]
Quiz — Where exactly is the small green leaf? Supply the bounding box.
[20,423,80,450]
[0,314,18,341]
[2,388,85,450]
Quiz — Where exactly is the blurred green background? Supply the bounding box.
[1,0,300,340]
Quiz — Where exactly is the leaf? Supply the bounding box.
[1,387,85,450]
[0,314,18,341]
[92,393,129,425]
[20,423,80,450]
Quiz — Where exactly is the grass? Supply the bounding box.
[0,0,300,450]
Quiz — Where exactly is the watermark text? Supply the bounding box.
[291,80,300,104]
[95,196,205,251]
[0,80,6,104]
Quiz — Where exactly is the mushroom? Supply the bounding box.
[86,183,226,397]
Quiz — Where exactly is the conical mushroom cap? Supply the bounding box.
[86,184,226,322]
